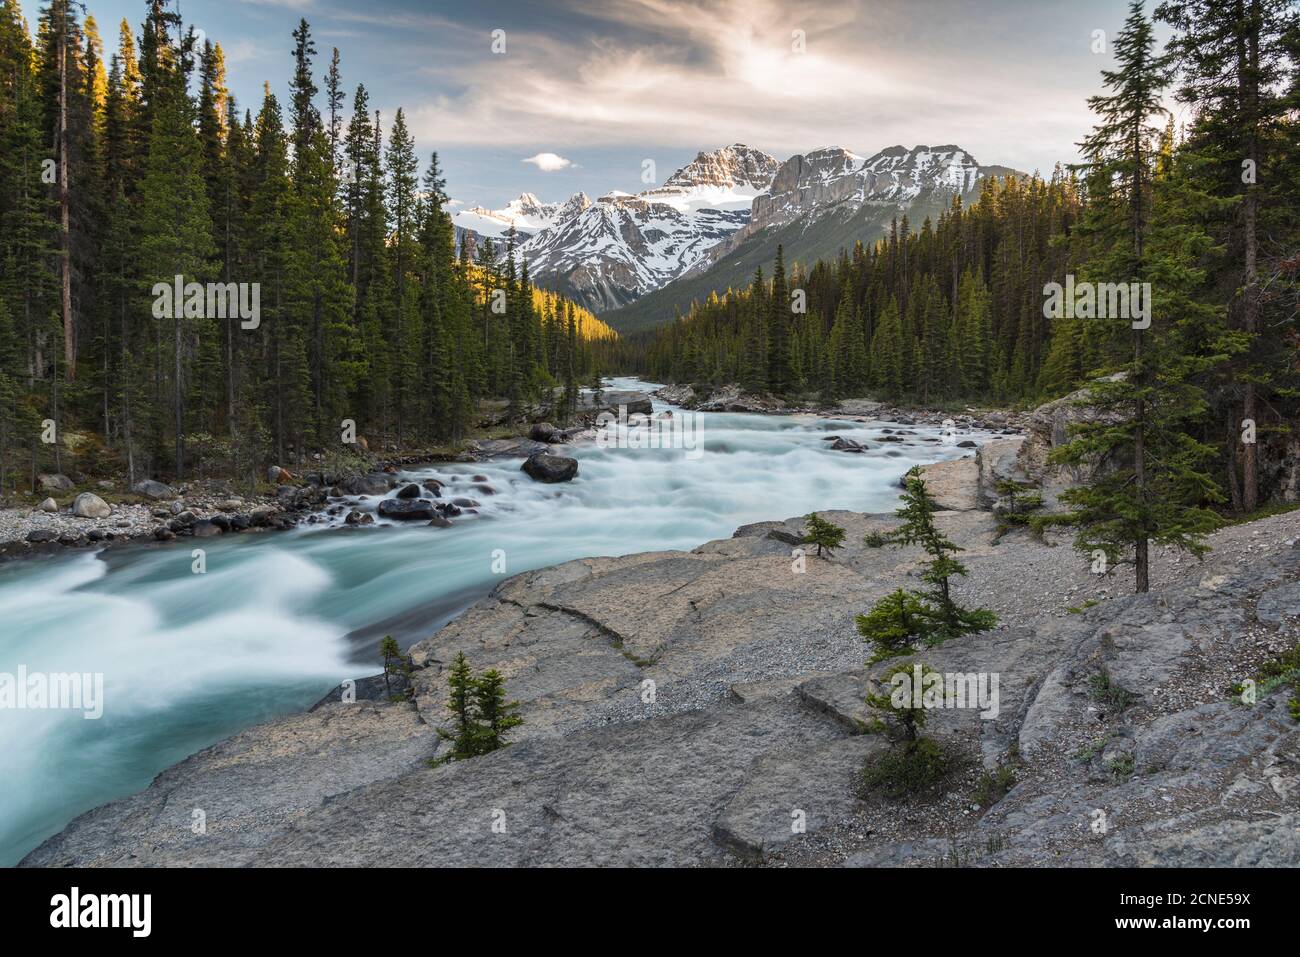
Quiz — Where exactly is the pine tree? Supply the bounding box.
[1057,0,1227,592]
[767,245,794,394]
[1157,0,1300,513]
[856,588,931,662]
[471,668,523,754]
[802,512,846,558]
[379,635,404,697]
[886,471,998,639]
[435,651,478,762]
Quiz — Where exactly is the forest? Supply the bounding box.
[0,0,613,495]
[627,0,1300,515]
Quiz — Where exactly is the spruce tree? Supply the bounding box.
[471,668,523,754]
[802,512,846,558]
[883,471,998,639]
[1057,0,1226,592]
[767,245,794,394]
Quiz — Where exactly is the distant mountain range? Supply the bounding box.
[452,143,1020,333]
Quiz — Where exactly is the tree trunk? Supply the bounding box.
[174,312,183,480]
[58,5,75,379]
[1239,0,1261,513]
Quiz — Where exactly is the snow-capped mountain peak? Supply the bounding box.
[641,143,782,213]
[456,142,1015,317]
[452,192,563,238]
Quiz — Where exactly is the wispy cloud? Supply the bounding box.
[399,0,1104,176]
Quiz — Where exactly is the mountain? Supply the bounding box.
[517,145,780,312]
[455,144,1018,329]
[451,192,563,238]
[604,145,1020,333]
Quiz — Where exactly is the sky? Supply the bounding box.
[45,0,1168,210]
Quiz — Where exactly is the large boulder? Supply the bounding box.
[38,473,73,492]
[583,390,654,417]
[521,452,579,483]
[341,473,394,496]
[529,422,560,442]
[377,499,438,521]
[133,479,176,500]
[828,437,867,453]
[192,520,223,538]
[464,438,552,460]
[975,438,1028,509]
[71,492,111,519]
[910,456,979,511]
[1019,377,1125,508]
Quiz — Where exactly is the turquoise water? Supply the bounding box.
[0,378,985,865]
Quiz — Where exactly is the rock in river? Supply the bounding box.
[521,452,579,483]
[377,499,438,521]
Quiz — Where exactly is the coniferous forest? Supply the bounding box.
[628,0,1300,515]
[0,0,614,495]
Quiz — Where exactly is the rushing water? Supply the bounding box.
[0,378,994,865]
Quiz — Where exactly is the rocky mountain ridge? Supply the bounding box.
[453,142,1017,320]
[605,144,1019,332]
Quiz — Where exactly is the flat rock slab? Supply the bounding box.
[22,701,435,867]
[713,736,883,860]
[1256,581,1300,624]
[250,697,849,867]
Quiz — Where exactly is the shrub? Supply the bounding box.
[862,737,952,799]
[1088,668,1135,711]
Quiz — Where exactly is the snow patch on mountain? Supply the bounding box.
[459,143,1014,314]
[451,192,564,237]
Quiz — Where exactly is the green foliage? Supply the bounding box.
[801,511,845,558]
[861,661,955,798]
[1107,752,1136,780]
[433,652,523,764]
[880,471,1000,643]
[863,529,890,548]
[864,661,934,742]
[971,764,1017,808]
[1087,668,1136,711]
[862,736,952,799]
[856,588,929,662]
[1234,643,1300,721]
[471,668,523,753]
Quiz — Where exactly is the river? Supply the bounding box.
[0,378,992,865]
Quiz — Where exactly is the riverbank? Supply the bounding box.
[0,388,653,560]
[7,383,1009,865]
[23,482,1300,866]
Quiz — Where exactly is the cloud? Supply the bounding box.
[396,0,1119,177]
[522,152,574,172]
